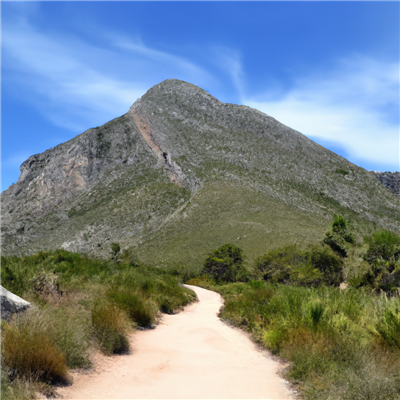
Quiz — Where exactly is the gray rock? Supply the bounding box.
[0,285,31,321]
[375,172,400,196]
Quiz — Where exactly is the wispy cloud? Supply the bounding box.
[3,5,398,173]
[2,12,214,133]
[211,46,245,100]
[243,56,399,171]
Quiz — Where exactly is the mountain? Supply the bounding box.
[2,79,399,269]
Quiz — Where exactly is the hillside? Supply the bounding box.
[2,79,399,269]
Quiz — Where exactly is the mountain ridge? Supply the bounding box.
[2,79,399,268]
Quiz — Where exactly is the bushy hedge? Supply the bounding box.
[202,243,249,283]
[255,245,343,287]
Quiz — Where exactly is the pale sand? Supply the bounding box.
[57,285,295,399]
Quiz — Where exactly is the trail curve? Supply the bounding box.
[57,285,295,399]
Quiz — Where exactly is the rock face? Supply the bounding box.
[0,286,31,321]
[1,79,400,267]
[375,172,400,196]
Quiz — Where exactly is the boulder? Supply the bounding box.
[0,285,31,321]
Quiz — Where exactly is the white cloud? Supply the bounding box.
[243,56,399,171]
[2,6,398,172]
[2,13,214,132]
[211,46,245,99]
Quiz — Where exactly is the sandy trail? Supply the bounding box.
[57,285,294,399]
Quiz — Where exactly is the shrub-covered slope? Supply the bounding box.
[2,79,399,267]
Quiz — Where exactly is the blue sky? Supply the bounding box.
[2,1,399,192]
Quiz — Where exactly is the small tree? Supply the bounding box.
[255,245,304,284]
[308,245,343,287]
[203,244,248,283]
[323,215,355,257]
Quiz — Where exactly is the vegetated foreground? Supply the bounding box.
[2,216,400,400]
[57,285,294,400]
[1,251,196,400]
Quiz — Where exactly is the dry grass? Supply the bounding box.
[1,320,68,383]
[92,300,131,355]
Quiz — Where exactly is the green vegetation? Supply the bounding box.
[187,216,400,399]
[214,282,400,400]
[336,168,349,176]
[255,244,343,287]
[349,229,400,292]
[1,249,196,399]
[2,214,400,399]
[92,300,130,355]
[202,243,248,283]
[323,214,356,257]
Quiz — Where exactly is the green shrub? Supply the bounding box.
[107,288,158,327]
[203,244,248,283]
[256,245,343,287]
[376,304,400,349]
[255,245,300,283]
[308,246,343,286]
[218,281,400,399]
[92,300,131,355]
[323,215,355,257]
[305,299,324,328]
[110,243,121,259]
[365,230,400,263]
[356,230,400,292]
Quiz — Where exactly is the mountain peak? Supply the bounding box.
[2,80,399,264]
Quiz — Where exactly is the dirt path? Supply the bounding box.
[57,285,295,399]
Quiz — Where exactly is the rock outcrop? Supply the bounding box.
[375,172,400,196]
[0,286,31,321]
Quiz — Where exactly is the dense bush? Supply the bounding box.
[349,230,400,292]
[107,288,159,327]
[255,245,343,287]
[202,243,249,283]
[40,306,92,368]
[365,229,400,264]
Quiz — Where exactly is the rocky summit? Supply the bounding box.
[2,79,400,268]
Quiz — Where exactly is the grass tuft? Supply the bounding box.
[1,319,68,383]
[92,300,131,355]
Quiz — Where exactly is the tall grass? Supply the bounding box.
[92,300,131,354]
[1,319,68,383]
[212,281,400,400]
